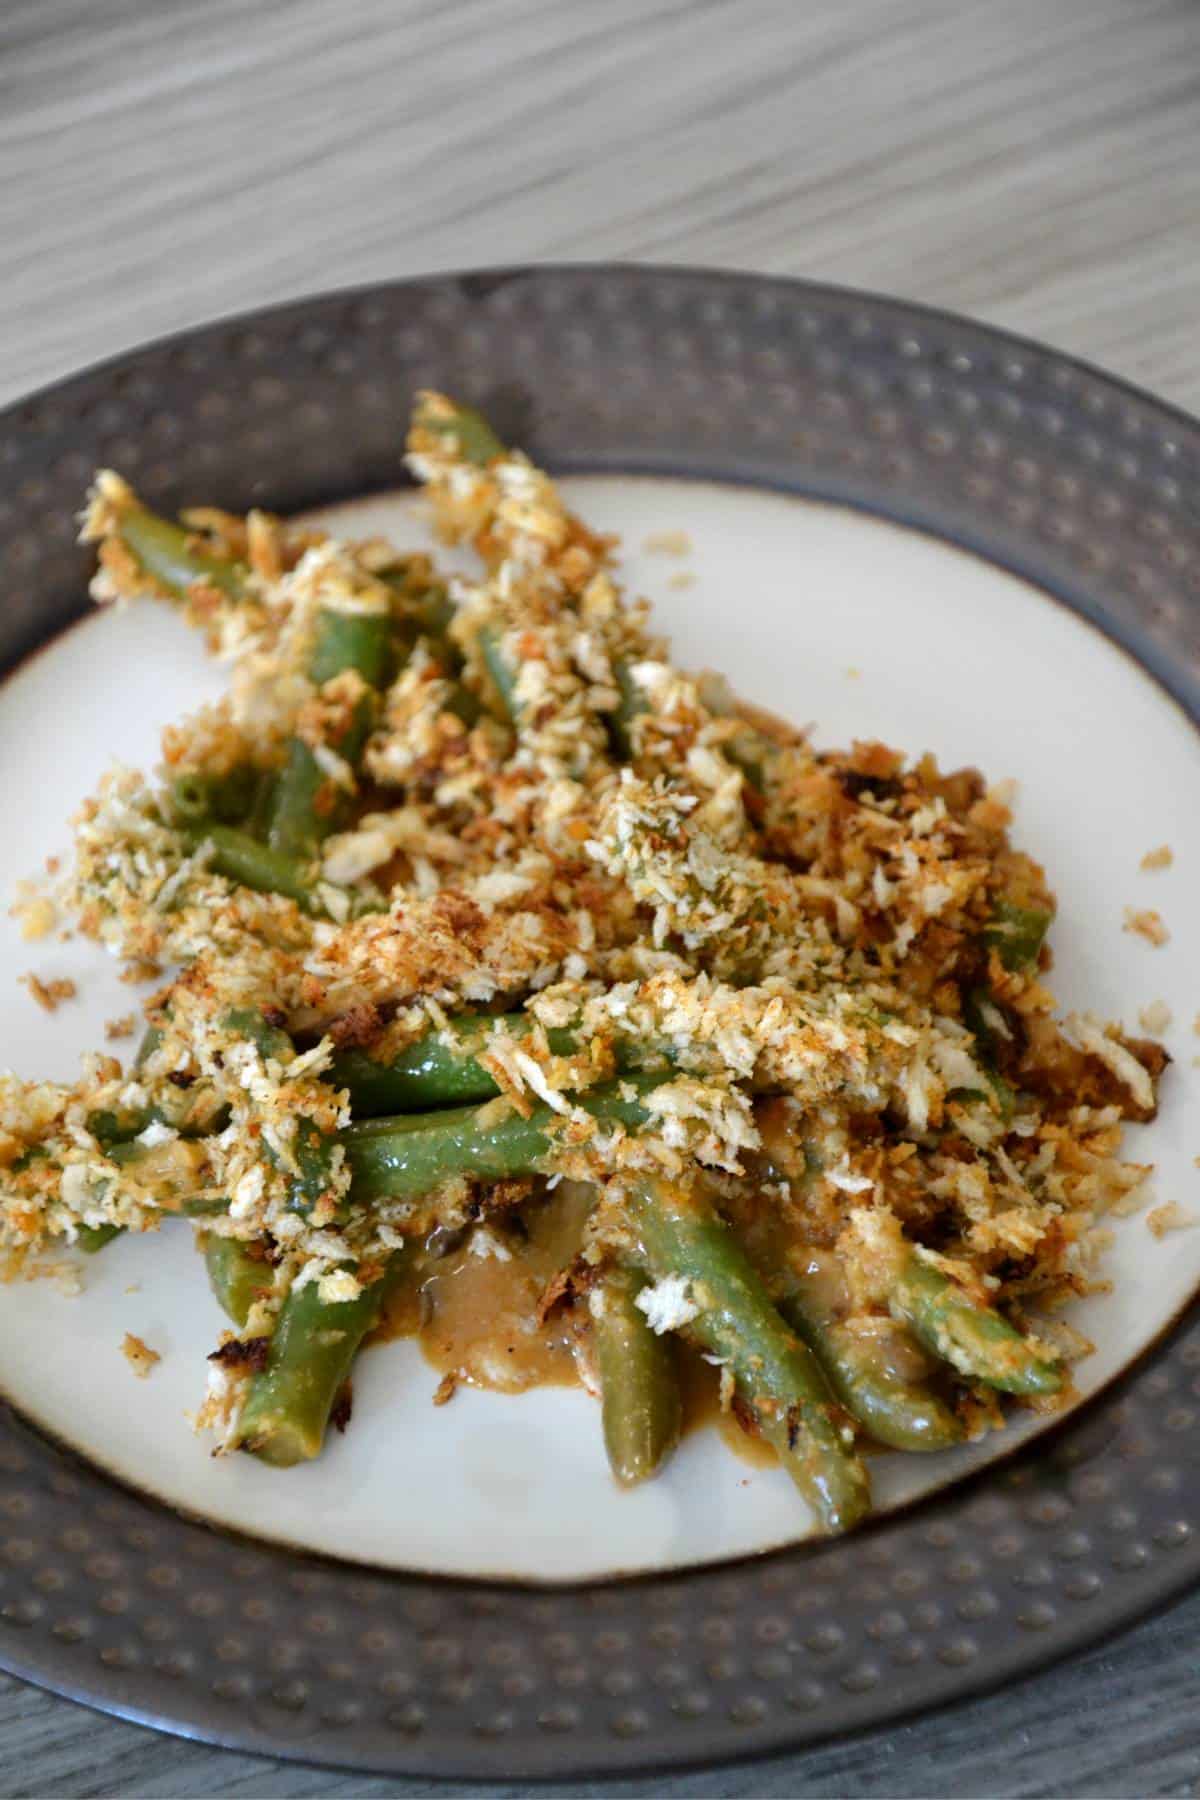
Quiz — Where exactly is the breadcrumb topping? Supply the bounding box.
[0,389,1168,1454]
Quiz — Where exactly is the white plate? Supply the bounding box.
[1,478,1197,1582]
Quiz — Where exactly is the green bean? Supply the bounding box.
[624,1179,870,1535]
[215,1010,341,1219]
[205,1235,273,1326]
[774,1259,963,1453]
[236,1252,411,1466]
[982,899,1053,972]
[379,571,456,640]
[282,1116,341,1216]
[184,823,321,910]
[169,765,259,828]
[86,1083,229,1150]
[306,609,392,690]
[78,1071,664,1229]
[962,986,1007,1056]
[328,1014,583,1115]
[117,506,248,601]
[221,1006,293,1063]
[889,1253,1062,1397]
[77,1222,122,1254]
[266,607,391,862]
[593,1266,682,1486]
[344,1076,661,1204]
[105,1137,223,1215]
[608,659,646,761]
[478,621,521,722]
[415,398,505,469]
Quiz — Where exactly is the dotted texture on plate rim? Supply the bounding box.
[2,267,1200,1779]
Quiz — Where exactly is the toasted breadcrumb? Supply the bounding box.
[1140,845,1173,871]
[667,571,696,591]
[1124,907,1169,947]
[1137,1000,1172,1035]
[432,1372,459,1407]
[120,960,162,985]
[104,1014,137,1041]
[10,885,57,941]
[643,530,692,556]
[122,1332,161,1378]
[1147,1202,1194,1239]
[21,973,77,1013]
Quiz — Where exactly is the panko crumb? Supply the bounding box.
[432,1371,459,1407]
[104,1013,138,1041]
[635,1272,701,1334]
[120,959,163,985]
[1124,907,1169,947]
[1140,845,1173,872]
[122,1332,161,1378]
[22,973,77,1013]
[1108,1182,1151,1219]
[10,886,57,941]
[1137,999,1172,1036]
[1147,1202,1195,1239]
[642,530,692,556]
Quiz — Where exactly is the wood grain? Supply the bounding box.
[3,0,1200,1792]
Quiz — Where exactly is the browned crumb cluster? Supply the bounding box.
[1124,907,1170,947]
[121,1332,161,1378]
[21,973,77,1013]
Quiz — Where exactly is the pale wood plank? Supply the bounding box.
[3,1,1199,1791]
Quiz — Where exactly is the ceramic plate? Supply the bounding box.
[2,268,1200,1776]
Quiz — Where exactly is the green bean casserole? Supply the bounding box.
[0,395,1167,1534]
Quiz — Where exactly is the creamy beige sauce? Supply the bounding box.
[373,1183,778,1468]
[677,1349,780,1469]
[375,1183,592,1392]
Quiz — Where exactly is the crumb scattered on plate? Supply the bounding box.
[1147,1202,1195,1239]
[9,882,57,941]
[104,1013,137,1041]
[21,973,77,1012]
[642,530,692,556]
[1138,999,1172,1035]
[432,1372,459,1407]
[1140,845,1173,872]
[667,570,695,591]
[122,1332,161,1378]
[1124,907,1169,947]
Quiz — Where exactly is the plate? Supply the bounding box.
[1,267,1200,1775]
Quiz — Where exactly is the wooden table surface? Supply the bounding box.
[4,1,1200,1793]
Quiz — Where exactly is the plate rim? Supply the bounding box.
[2,261,1200,1777]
